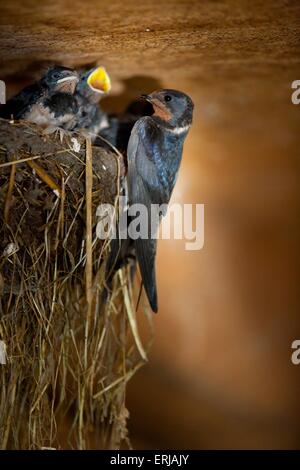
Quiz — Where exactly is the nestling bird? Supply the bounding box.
[71,66,111,138]
[126,89,194,312]
[0,66,79,130]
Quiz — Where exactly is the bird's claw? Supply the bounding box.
[43,126,70,143]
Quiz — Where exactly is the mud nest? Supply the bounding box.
[0,119,149,449]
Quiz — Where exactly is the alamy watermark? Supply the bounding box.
[291,80,300,105]
[291,340,300,365]
[0,341,7,365]
[96,198,205,251]
[0,80,6,105]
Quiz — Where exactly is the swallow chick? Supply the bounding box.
[127,89,194,312]
[0,66,79,131]
[71,66,111,138]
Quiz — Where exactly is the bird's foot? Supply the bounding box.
[43,126,70,143]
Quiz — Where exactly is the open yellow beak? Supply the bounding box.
[87,67,111,94]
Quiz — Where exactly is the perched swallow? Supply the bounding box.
[71,66,111,137]
[126,89,194,312]
[0,67,79,129]
[102,101,154,292]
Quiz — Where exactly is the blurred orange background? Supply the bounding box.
[128,71,300,448]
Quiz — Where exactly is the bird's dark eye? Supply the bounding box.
[52,72,60,80]
[164,95,172,102]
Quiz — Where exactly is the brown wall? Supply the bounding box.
[1,0,299,449]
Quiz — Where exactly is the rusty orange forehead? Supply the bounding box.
[151,97,172,122]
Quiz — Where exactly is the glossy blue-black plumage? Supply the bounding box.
[127,89,194,312]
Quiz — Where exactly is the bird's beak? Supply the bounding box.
[141,93,167,114]
[87,67,111,94]
[140,94,152,103]
[56,75,79,94]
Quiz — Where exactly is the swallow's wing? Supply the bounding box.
[0,83,43,120]
[127,117,168,312]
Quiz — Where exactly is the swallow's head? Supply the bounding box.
[141,89,194,128]
[42,67,79,94]
[76,66,111,102]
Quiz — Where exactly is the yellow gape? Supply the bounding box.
[87,66,111,94]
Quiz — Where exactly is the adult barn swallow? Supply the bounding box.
[127,89,194,312]
[71,66,111,137]
[0,66,79,129]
